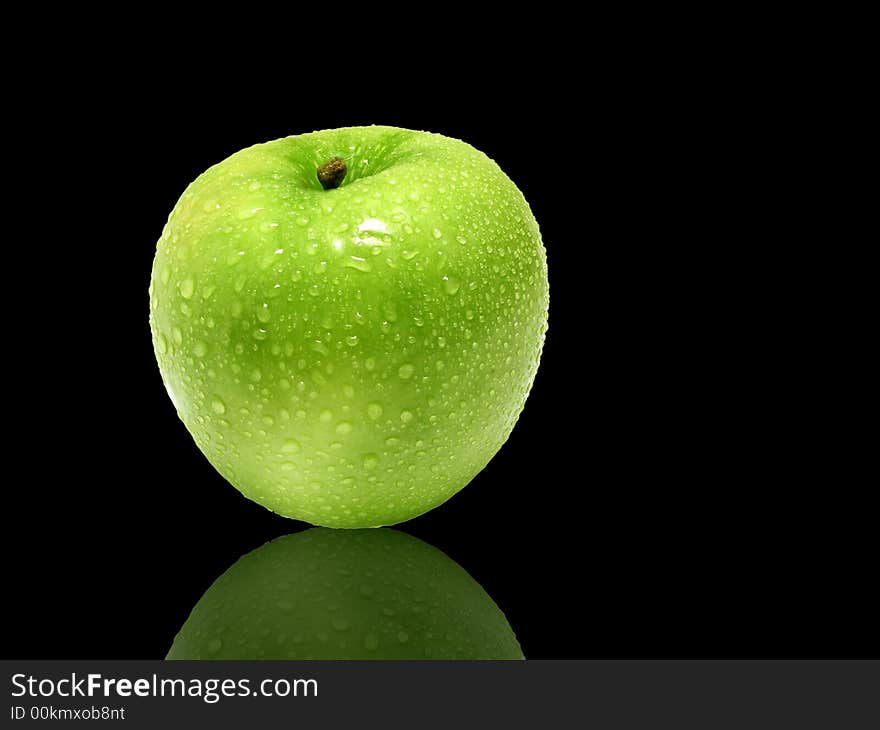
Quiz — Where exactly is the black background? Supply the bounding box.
[6,47,873,660]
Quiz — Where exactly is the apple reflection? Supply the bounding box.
[167,528,523,660]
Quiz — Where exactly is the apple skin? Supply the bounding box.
[149,126,548,527]
[166,528,524,660]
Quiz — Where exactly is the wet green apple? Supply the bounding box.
[149,126,548,527]
[167,528,524,659]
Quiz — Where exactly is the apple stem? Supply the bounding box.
[317,157,347,190]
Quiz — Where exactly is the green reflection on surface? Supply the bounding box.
[167,528,523,660]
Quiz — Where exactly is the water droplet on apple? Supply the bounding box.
[442,275,461,295]
[179,278,195,299]
[331,617,349,631]
[193,341,207,358]
[397,631,409,643]
[211,398,227,415]
[346,335,359,347]
[400,410,414,423]
[156,333,167,354]
[363,453,379,469]
[432,228,443,239]
[335,421,352,435]
[207,638,223,654]
[398,363,415,379]
[238,206,265,219]
[367,402,383,420]
[346,256,371,272]
[282,439,301,454]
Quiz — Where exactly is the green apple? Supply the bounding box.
[149,126,548,527]
[166,528,524,659]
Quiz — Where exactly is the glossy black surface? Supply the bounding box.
[6,59,871,659]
